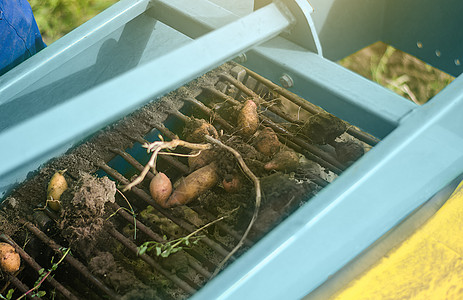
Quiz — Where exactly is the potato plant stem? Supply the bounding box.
[204,135,261,278]
[123,139,212,191]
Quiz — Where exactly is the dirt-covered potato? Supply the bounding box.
[302,113,346,144]
[184,118,218,143]
[166,163,219,207]
[188,149,216,172]
[47,169,68,211]
[254,127,280,156]
[237,99,259,137]
[264,148,300,172]
[0,242,20,273]
[222,173,242,193]
[149,172,172,206]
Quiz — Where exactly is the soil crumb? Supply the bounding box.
[59,172,116,258]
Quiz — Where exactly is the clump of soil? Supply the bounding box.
[59,172,116,258]
[301,113,347,145]
[89,251,158,298]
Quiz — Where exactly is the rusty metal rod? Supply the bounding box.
[97,162,232,258]
[153,123,180,140]
[242,67,380,146]
[107,227,197,294]
[110,202,212,278]
[0,235,78,300]
[22,221,120,300]
[168,104,334,183]
[110,147,254,247]
[203,86,241,106]
[206,82,345,172]
[183,97,234,131]
[7,274,40,300]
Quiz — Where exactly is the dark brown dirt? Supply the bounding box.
[301,113,347,145]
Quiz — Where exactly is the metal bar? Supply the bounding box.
[98,162,233,258]
[7,275,40,300]
[148,0,414,138]
[107,227,197,294]
[0,2,291,200]
[110,202,212,278]
[242,67,380,146]
[0,235,78,300]
[148,0,239,39]
[183,98,234,131]
[0,0,152,102]
[191,75,463,300]
[23,222,120,299]
[204,85,344,173]
[110,147,251,247]
[242,38,417,139]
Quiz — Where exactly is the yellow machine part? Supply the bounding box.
[332,181,463,300]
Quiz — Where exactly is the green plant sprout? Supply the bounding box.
[0,289,14,300]
[16,247,71,300]
[138,213,229,258]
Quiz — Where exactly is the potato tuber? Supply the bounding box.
[184,118,218,143]
[222,173,242,193]
[237,99,259,137]
[254,127,280,156]
[166,163,219,207]
[0,242,20,273]
[47,169,68,211]
[264,148,300,172]
[150,172,173,207]
[188,149,215,172]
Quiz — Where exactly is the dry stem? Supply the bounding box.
[205,135,261,278]
[122,139,211,191]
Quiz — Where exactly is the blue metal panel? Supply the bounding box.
[145,0,416,138]
[0,0,152,102]
[244,37,416,138]
[383,0,463,76]
[191,73,463,300]
[0,2,292,198]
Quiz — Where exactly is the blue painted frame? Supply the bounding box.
[0,1,462,299]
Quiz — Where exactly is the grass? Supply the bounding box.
[339,42,455,104]
[29,0,118,44]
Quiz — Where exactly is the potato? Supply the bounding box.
[184,118,218,143]
[166,163,219,207]
[222,173,242,193]
[254,127,280,156]
[237,99,259,137]
[149,172,173,207]
[188,149,215,172]
[264,148,300,172]
[47,170,68,211]
[0,242,20,273]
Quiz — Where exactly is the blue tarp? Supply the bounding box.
[0,0,46,75]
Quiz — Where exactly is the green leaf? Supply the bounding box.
[138,245,147,256]
[38,268,45,275]
[156,246,162,256]
[37,291,47,297]
[6,289,14,300]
